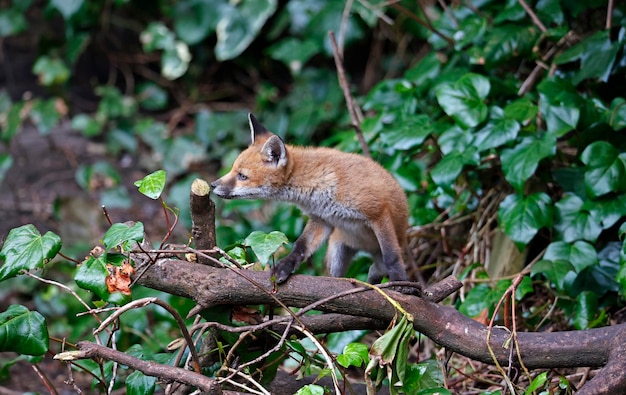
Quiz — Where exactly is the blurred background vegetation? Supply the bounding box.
[1,0,626,393]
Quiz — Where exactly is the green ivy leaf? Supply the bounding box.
[435,73,490,129]
[215,0,277,61]
[137,82,168,111]
[544,241,598,272]
[32,57,70,86]
[531,259,575,291]
[498,193,553,248]
[430,147,480,186]
[0,153,13,185]
[404,52,441,93]
[337,342,369,368]
[500,134,556,192]
[267,37,320,72]
[0,8,27,37]
[538,78,580,137]
[554,195,602,243]
[294,385,324,395]
[380,115,433,151]
[503,97,538,124]
[71,113,102,137]
[102,222,145,251]
[245,231,288,266]
[573,291,598,330]
[473,117,520,151]
[459,280,511,317]
[50,0,83,20]
[173,0,220,45]
[134,170,167,200]
[0,225,61,282]
[127,370,157,395]
[0,305,49,356]
[29,98,61,134]
[606,97,626,131]
[580,141,626,198]
[554,31,620,85]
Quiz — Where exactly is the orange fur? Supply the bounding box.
[211,114,409,284]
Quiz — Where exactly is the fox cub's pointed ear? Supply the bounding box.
[248,113,271,144]
[261,135,287,167]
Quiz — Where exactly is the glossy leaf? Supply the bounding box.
[30,98,61,134]
[580,141,626,198]
[75,255,131,304]
[606,97,626,131]
[554,31,620,84]
[294,385,324,395]
[32,56,70,86]
[544,241,598,272]
[102,222,145,251]
[337,342,369,368]
[500,134,556,192]
[0,153,13,185]
[538,78,580,136]
[134,170,167,200]
[498,193,553,248]
[380,114,433,151]
[245,231,288,266]
[173,0,220,45]
[525,371,548,395]
[435,73,490,129]
[573,291,598,330]
[503,97,538,124]
[473,117,520,151]
[51,0,83,20]
[459,280,511,317]
[0,225,61,282]
[430,147,480,186]
[215,0,277,61]
[0,305,48,356]
[554,195,602,243]
[531,259,575,291]
[127,370,157,395]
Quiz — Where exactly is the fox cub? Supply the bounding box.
[211,114,410,285]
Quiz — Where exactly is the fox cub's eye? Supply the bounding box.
[237,172,248,181]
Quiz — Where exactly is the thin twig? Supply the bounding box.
[606,0,614,30]
[92,297,202,374]
[517,0,547,33]
[391,2,455,46]
[328,31,372,159]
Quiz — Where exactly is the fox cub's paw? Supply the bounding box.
[274,259,296,283]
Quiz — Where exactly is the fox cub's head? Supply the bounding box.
[211,114,288,200]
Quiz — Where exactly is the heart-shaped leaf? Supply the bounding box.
[134,170,167,200]
[435,73,490,129]
[580,141,626,198]
[0,305,49,356]
[245,230,288,266]
[0,225,61,282]
[544,240,598,272]
[554,194,602,243]
[500,134,556,192]
[498,193,553,248]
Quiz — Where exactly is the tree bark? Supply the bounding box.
[134,256,620,371]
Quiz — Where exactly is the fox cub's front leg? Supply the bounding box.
[274,217,332,283]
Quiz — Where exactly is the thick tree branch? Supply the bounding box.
[134,257,619,371]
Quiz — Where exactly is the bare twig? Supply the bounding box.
[606,0,614,30]
[93,297,202,374]
[517,0,547,33]
[328,31,372,159]
[57,341,240,394]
